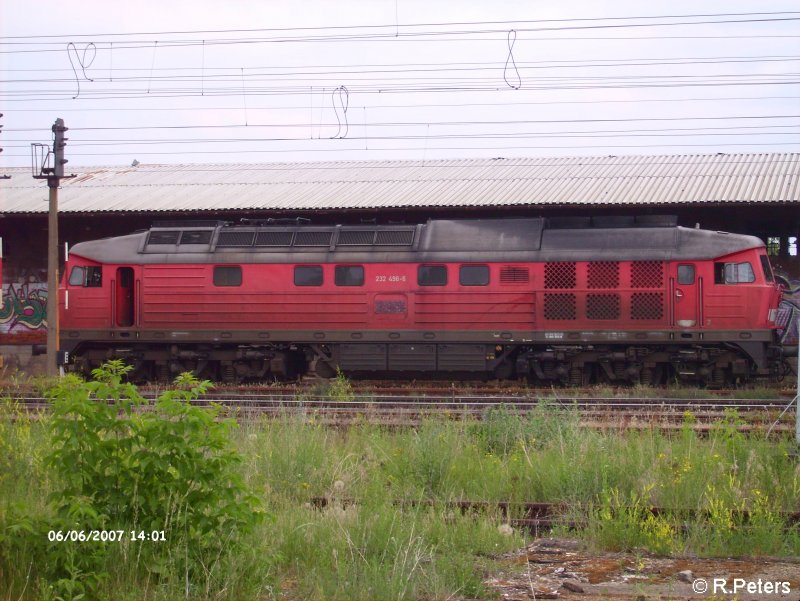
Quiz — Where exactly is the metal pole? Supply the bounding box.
[37,117,72,378]
[46,181,58,377]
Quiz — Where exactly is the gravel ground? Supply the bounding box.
[485,538,800,601]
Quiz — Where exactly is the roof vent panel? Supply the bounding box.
[375,230,414,246]
[217,230,256,247]
[294,231,333,246]
[147,231,180,245]
[255,231,295,247]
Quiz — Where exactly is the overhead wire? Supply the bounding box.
[2,155,798,171]
[4,57,800,85]
[3,10,799,39]
[2,13,800,56]
[4,140,799,160]
[1,10,798,165]
[3,77,798,101]
[5,113,800,133]
[3,53,800,74]
[4,94,798,112]
[6,132,798,151]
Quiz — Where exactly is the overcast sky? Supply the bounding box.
[1,0,798,168]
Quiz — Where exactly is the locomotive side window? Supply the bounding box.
[677,265,695,285]
[714,262,755,284]
[295,265,323,286]
[335,265,364,286]
[418,265,447,286]
[68,266,85,286]
[459,265,489,286]
[68,266,102,287]
[759,255,774,282]
[213,265,242,286]
[87,267,102,287]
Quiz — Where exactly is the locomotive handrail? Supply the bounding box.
[698,276,704,329]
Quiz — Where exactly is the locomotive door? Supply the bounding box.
[115,267,135,327]
[673,264,699,328]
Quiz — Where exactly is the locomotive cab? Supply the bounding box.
[672,247,781,333]
[61,255,140,335]
[61,257,106,329]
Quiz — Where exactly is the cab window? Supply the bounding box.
[87,267,102,287]
[714,262,755,284]
[68,266,85,286]
[68,266,102,287]
[759,255,774,282]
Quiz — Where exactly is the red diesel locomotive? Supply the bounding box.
[58,216,783,385]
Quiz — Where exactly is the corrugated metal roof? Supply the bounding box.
[1,153,798,214]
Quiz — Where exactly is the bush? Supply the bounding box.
[2,360,265,600]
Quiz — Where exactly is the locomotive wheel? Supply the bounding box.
[220,363,236,383]
[155,362,170,383]
[645,365,666,386]
[568,364,592,386]
[710,367,728,389]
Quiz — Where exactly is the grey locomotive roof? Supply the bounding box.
[3,153,798,214]
[69,217,764,265]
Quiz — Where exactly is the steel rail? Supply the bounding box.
[4,394,794,433]
[4,393,791,410]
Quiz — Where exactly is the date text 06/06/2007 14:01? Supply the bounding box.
[46,530,166,543]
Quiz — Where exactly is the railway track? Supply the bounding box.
[307,497,800,532]
[4,391,795,433]
[147,381,796,396]
[4,379,794,398]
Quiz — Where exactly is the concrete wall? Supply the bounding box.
[0,344,46,377]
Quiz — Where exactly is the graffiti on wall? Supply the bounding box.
[1,282,48,339]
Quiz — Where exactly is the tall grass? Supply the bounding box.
[236,407,800,563]
[2,393,799,600]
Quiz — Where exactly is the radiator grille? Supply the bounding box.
[254,231,294,246]
[338,230,375,245]
[294,231,333,246]
[544,293,577,320]
[631,261,664,288]
[631,292,664,320]
[375,230,415,246]
[587,261,619,288]
[500,266,530,284]
[587,294,621,320]
[545,262,577,289]
[216,231,255,247]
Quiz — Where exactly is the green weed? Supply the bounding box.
[2,383,800,599]
[1,361,265,600]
